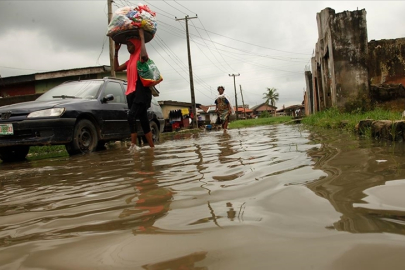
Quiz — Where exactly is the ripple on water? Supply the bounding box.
[0,125,325,248]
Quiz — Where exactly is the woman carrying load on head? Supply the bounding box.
[114,29,154,151]
[215,86,234,131]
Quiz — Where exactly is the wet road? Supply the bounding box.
[1,124,405,269]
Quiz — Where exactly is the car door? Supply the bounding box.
[98,81,130,139]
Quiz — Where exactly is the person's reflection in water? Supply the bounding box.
[119,149,174,235]
[142,251,208,270]
[218,132,235,164]
[226,202,236,221]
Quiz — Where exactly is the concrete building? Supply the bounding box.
[306,8,369,114]
[305,7,405,115]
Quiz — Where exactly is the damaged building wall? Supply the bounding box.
[368,38,405,86]
[368,38,405,111]
[304,70,313,115]
[308,8,370,113]
[306,8,405,115]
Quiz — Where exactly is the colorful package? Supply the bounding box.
[106,4,157,43]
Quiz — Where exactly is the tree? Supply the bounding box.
[263,87,279,107]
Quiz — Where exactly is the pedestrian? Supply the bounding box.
[215,86,234,131]
[114,29,154,151]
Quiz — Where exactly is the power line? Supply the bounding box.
[173,0,196,15]
[189,19,229,73]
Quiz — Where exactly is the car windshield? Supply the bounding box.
[36,81,103,101]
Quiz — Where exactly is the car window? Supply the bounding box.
[103,82,126,104]
[37,81,103,101]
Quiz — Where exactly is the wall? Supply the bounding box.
[368,38,405,86]
[0,83,35,97]
[160,104,190,120]
[310,8,370,112]
[304,70,313,115]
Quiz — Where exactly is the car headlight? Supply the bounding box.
[27,108,65,118]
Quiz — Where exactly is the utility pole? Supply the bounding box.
[176,15,198,128]
[229,73,240,120]
[239,84,246,119]
[107,0,116,77]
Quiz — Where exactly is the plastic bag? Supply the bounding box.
[137,59,163,87]
[106,4,157,42]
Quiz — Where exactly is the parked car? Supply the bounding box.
[0,78,164,162]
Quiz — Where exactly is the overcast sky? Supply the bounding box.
[0,1,404,108]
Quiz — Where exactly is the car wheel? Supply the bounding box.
[139,121,160,146]
[0,145,30,162]
[150,121,160,143]
[66,119,98,155]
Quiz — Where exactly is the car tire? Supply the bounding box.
[65,119,98,155]
[139,121,160,145]
[0,145,30,162]
[150,121,160,143]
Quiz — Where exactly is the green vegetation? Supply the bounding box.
[229,116,292,129]
[27,145,68,160]
[263,87,279,107]
[301,107,402,132]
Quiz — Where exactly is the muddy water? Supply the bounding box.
[1,124,405,269]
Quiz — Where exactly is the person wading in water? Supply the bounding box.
[215,86,234,131]
[114,29,154,151]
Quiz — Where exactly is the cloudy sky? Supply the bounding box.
[0,1,404,108]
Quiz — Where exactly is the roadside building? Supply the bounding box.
[305,7,405,114]
[197,105,217,124]
[0,66,163,107]
[0,66,127,106]
[234,106,253,119]
[251,103,277,117]
[277,104,305,117]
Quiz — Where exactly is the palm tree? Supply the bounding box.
[263,87,279,116]
[263,87,279,107]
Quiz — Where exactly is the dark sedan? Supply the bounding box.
[0,78,165,162]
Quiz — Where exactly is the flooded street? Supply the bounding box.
[2,124,405,269]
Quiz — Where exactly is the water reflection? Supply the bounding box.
[2,125,405,268]
[306,128,405,235]
[123,149,174,235]
[142,251,208,270]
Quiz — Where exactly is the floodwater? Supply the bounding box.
[2,124,405,270]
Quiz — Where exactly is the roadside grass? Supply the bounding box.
[301,107,402,132]
[27,145,68,160]
[229,116,293,129]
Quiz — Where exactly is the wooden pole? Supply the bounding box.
[107,0,116,77]
[176,15,198,128]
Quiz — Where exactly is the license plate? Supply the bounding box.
[0,124,13,135]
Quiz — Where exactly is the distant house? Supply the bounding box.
[157,100,193,120]
[234,106,253,119]
[0,66,129,106]
[197,105,217,124]
[251,103,277,117]
[277,104,305,117]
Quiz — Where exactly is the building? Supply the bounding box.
[277,104,305,117]
[0,66,163,107]
[305,8,405,115]
[0,66,127,106]
[197,105,218,124]
[251,103,277,117]
[234,106,253,119]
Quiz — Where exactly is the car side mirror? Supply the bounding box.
[102,94,114,103]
